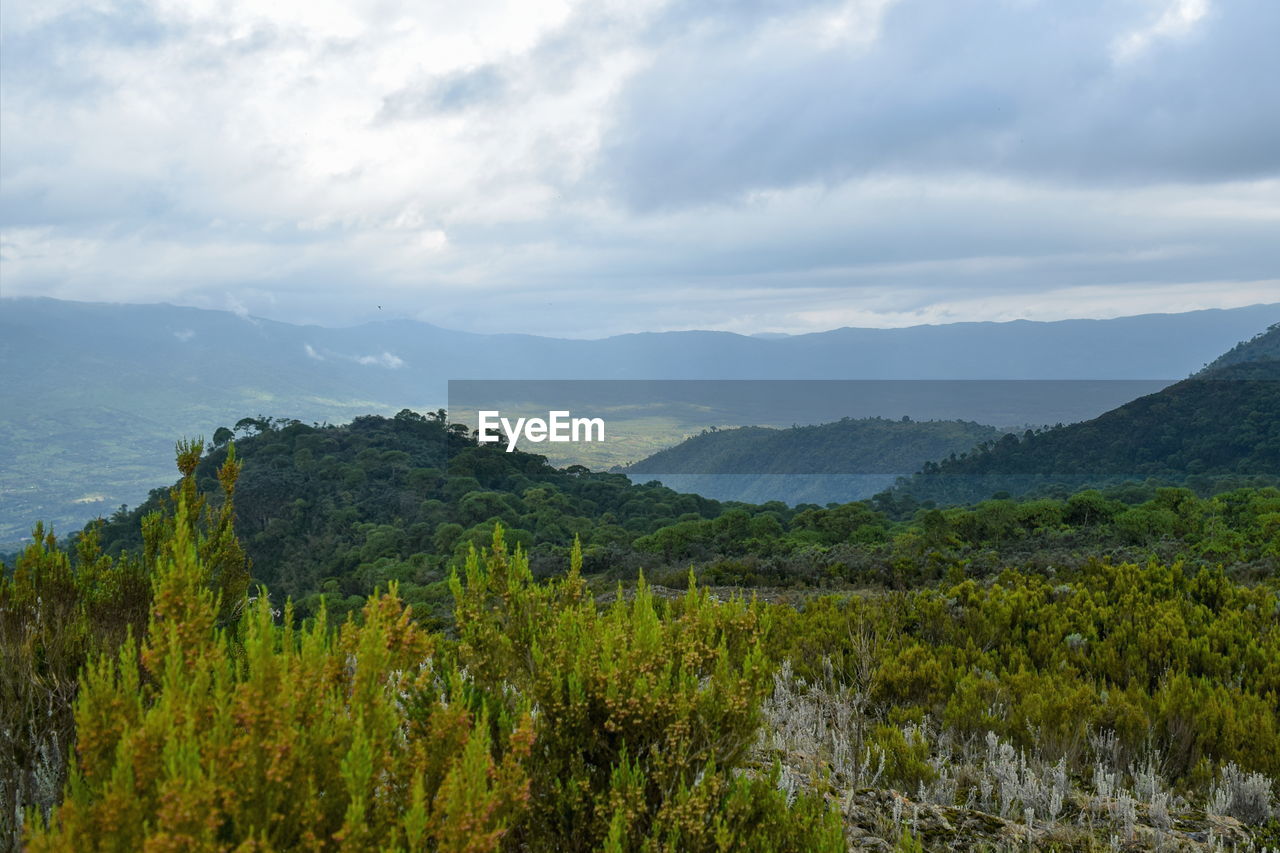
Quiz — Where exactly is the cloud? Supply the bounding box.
[225,297,258,324]
[601,0,1280,208]
[356,351,406,368]
[379,65,508,120]
[304,343,324,360]
[1113,0,1209,61]
[173,328,195,341]
[0,0,1276,337]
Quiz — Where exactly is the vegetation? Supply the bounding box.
[18,496,841,850]
[0,439,250,848]
[89,411,731,624]
[77,413,1279,632]
[893,326,1280,505]
[4,326,1280,849]
[3,427,1278,848]
[623,417,1003,505]
[1205,322,1280,371]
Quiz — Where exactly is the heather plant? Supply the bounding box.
[1208,762,1276,825]
[762,655,1280,848]
[0,441,247,849]
[24,514,844,851]
[770,559,1280,788]
[452,532,844,852]
[26,498,532,851]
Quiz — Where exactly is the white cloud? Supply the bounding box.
[356,351,406,368]
[304,343,324,360]
[1113,0,1210,62]
[173,328,195,341]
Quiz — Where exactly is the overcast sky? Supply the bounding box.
[1,0,1277,337]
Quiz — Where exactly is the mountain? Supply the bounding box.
[623,418,1003,505]
[2,297,1277,541]
[887,324,1280,507]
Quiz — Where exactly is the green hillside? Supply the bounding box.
[628,417,1002,476]
[89,410,733,623]
[85,409,1280,616]
[1206,322,1280,371]
[623,417,1001,504]
[890,325,1280,506]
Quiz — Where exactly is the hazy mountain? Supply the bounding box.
[1,297,1276,540]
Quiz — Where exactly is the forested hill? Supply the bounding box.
[82,407,1280,625]
[628,418,1003,475]
[91,410,737,621]
[1204,322,1280,373]
[888,325,1280,507]
[623,417,1002,504]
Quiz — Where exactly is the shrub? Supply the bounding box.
[27,499,531,851]
[452,530,843,851]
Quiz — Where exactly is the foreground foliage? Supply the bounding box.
[770,559,1280,791]
[29,504,533,851]
[7,431,1280,850]
[0,440,247,848]
[452,531,841,851]
[24,510,840,851]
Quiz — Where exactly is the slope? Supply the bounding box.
[888,324,1280,507]
[625,417,1003,505]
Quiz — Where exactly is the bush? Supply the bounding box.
[452,530,843,851]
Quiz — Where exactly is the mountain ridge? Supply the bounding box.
[3,297,1277,540]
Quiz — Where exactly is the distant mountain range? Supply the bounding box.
[1,297,1277,540]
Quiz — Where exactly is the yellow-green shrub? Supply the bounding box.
[27,499,532,851]
[452,532,843,852]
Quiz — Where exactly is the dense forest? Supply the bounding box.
[627,417,1002,475]
[75,411,1280,623]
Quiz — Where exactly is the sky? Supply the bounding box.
[1,0,1277,338]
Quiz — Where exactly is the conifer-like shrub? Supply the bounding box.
[2,441,248,848]
[27,501,533,851]
[450,531,843,851]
